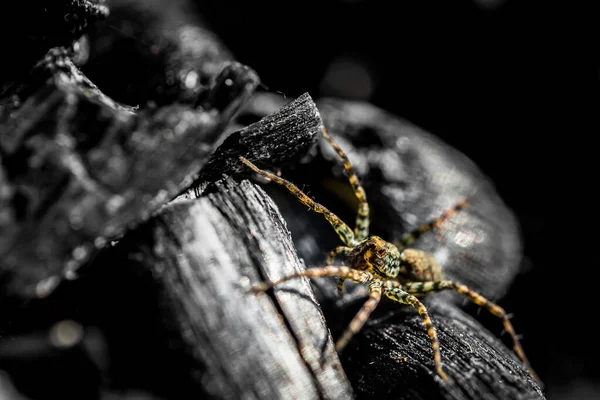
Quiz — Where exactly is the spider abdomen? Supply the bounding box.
[398,248,442,282]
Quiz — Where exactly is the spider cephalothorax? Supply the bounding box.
[241,126,539,384]
[347,236,401,278]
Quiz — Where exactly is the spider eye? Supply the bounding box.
[378,249,386,256]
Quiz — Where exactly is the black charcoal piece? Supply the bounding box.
[342,299,543,400]
[0,50,258,299]
[39,179,354,399]
[180,92,321,199]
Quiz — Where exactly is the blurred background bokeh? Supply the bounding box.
[190,0,596,398]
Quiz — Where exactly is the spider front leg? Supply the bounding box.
[325,246,353,296]
[321,128,370,241]
[403,280,541,384]
[250,266,372,293]
[384,284,448,381]
[240,157,357,246]
[251,266,378,352]
[335,281,382,351]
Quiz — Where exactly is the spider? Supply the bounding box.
[240,126,538,383]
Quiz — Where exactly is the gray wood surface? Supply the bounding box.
[113,179,354,399]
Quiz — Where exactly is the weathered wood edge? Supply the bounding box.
[117,179,354,399]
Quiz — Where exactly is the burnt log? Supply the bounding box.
[73,178,354,399]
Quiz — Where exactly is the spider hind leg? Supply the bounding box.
[395,199,468,249]
[335,281,382,352]
[403,280,541,384]
[383,284,448,381]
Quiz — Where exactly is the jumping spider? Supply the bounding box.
[240,127,538,383]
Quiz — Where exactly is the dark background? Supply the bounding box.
[194,0,597,398]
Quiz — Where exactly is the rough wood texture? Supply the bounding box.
[95,179,354,399]
[179,92,321,199]
[343,301,540,400]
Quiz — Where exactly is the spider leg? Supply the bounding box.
[321,128,370,241]
[384,284,448,381]
[403,280,540,384]
[335,281,382,351]
[395,199,468,249]
[240,157,356,246]
[326,246,353,265]
[250,266,372,293]
[325,246,353,296]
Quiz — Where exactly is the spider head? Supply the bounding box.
[349,236,401,278]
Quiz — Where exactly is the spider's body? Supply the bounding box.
[240,127,538,384]
[347,236,401,278]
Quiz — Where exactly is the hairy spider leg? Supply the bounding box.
[250,266,371,293]
[395,199,469,249]
[321,127,370,241]
[321,127,373,294]
[335,282,382,351]
[324,246,354,295]
[384,284,448,381]
[250,265,386,363]
[403,280,541,384]
[326,246,354,265]
[240,157,357,246]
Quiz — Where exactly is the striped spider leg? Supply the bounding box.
[240,126,538,384]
